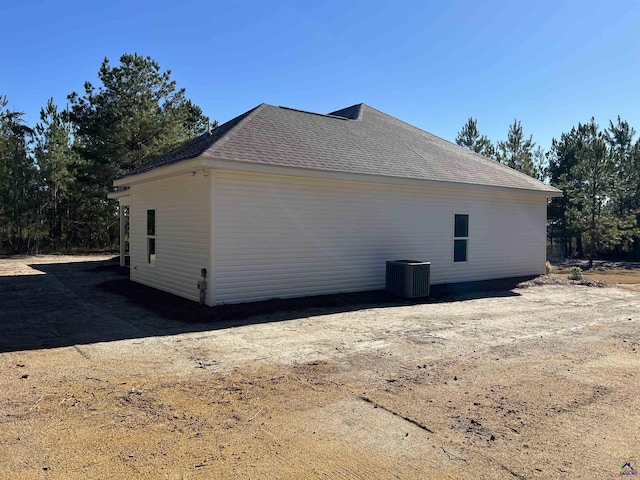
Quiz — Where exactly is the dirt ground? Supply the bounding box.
[553,260,640,285]
[1,255,639,479]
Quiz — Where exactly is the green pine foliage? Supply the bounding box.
[455,117,496,159]
[80,54,211,250]
[496,120,537,178]
[548,118,640,262]
[34,99,76,251]
[0,97,41,253]
[65,54,212,250]
[69,54,210,176]
[0,53,212,254]
[563,119,616,268]
[455,117,547,181]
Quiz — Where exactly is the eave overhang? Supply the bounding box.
[113,155,563,198]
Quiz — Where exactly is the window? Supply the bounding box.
[147,210,156,236]
[147,209,156,265]
[454,214,468,263]
[454,239,467,263]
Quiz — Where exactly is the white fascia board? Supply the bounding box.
[107,189,131,205]
[106,190,129,199]
[113,158,205,187]
[113,155,562,198]
[200,157,563,198]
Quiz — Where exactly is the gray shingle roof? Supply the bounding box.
[125,103,560,194]
[125,106,258,176]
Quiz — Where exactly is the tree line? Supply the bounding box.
[0,53,212,254]
[456,117,640,264]
[2,53,638,264]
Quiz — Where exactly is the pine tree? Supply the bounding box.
[455,117,495,158]
[548,126,585,257]
[604,116,640,258]
[496,120,536,178]
[34,99,76,251]
[67,53,211,249]
[0,97,39,253]
[532,146,548,182]
[564,119,618,267]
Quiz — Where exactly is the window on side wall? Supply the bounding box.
[454,214,468,263]
[147,209,156,265]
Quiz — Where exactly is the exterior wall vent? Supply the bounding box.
[385,260,431,298]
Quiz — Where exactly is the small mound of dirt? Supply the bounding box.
[517,274,608,289]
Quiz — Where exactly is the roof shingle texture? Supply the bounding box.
[126,103,558,193]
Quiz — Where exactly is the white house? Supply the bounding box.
[109,103,562,306]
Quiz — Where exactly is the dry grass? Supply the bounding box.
[579,269,640,284]
[550,260,640,283]
[526,261,640,289]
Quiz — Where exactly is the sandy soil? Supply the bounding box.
[1,255,639,479]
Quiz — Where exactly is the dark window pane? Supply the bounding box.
[148,238,156,265]
[454,239,467,262]
[147,210,155,236]
[454,214,468,238]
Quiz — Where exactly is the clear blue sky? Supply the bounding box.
[2,0,639,151]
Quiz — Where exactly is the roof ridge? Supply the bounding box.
[278,105,350,121]
[327,103,365,120]
[353,103,364,120]
[206,103,268,154]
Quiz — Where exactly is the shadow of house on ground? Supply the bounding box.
[0,258,525,353]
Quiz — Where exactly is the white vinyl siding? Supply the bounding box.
[212,171,546,305]
[129,173,211,304]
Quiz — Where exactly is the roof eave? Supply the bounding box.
[112,153,562,197]
[200,158,563,197]
[113,157,205,187]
